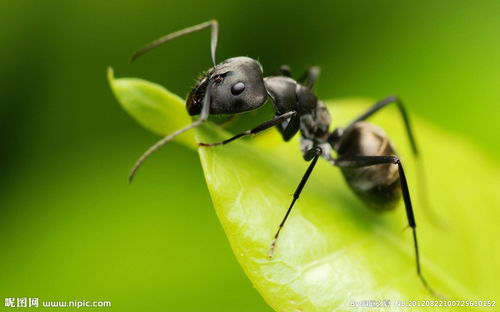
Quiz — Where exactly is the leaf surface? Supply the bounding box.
[109,69,500,311]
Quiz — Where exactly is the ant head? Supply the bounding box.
[187,57,268,115]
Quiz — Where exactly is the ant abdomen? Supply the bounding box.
[337,122,402,211]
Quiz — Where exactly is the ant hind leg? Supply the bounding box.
[335,155,442,298]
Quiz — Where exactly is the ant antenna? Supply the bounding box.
[128,20,220,183]
[131,20,219,66]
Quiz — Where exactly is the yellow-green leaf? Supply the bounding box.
[107,67,196,148]
[108,71,500,311]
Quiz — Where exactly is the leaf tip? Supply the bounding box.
[107,67,115,86]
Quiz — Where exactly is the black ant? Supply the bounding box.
[129,20,439,297]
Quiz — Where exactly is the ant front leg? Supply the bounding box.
[335,155,441,297]
[198,111,296,147]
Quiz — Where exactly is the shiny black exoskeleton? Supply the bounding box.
[128,20,438,297]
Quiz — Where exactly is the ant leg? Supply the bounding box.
[343,95,418,155]
[342,96,443,226]
[276,65,320,88]
[335,155,440,297]
[268,146,322,258]
[198,111,297,147]
[298,66,320,89]
[276,112,301,142]
[128,90,212,183]
[276,65,292,77]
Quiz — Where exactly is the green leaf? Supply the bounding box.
[108,70,500,311]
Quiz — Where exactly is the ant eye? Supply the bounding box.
[213,74,223,84]
[231,82,245,95]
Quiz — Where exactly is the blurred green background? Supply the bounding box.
[1,0,499,311]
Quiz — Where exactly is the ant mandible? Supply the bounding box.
[129,20,438,297]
